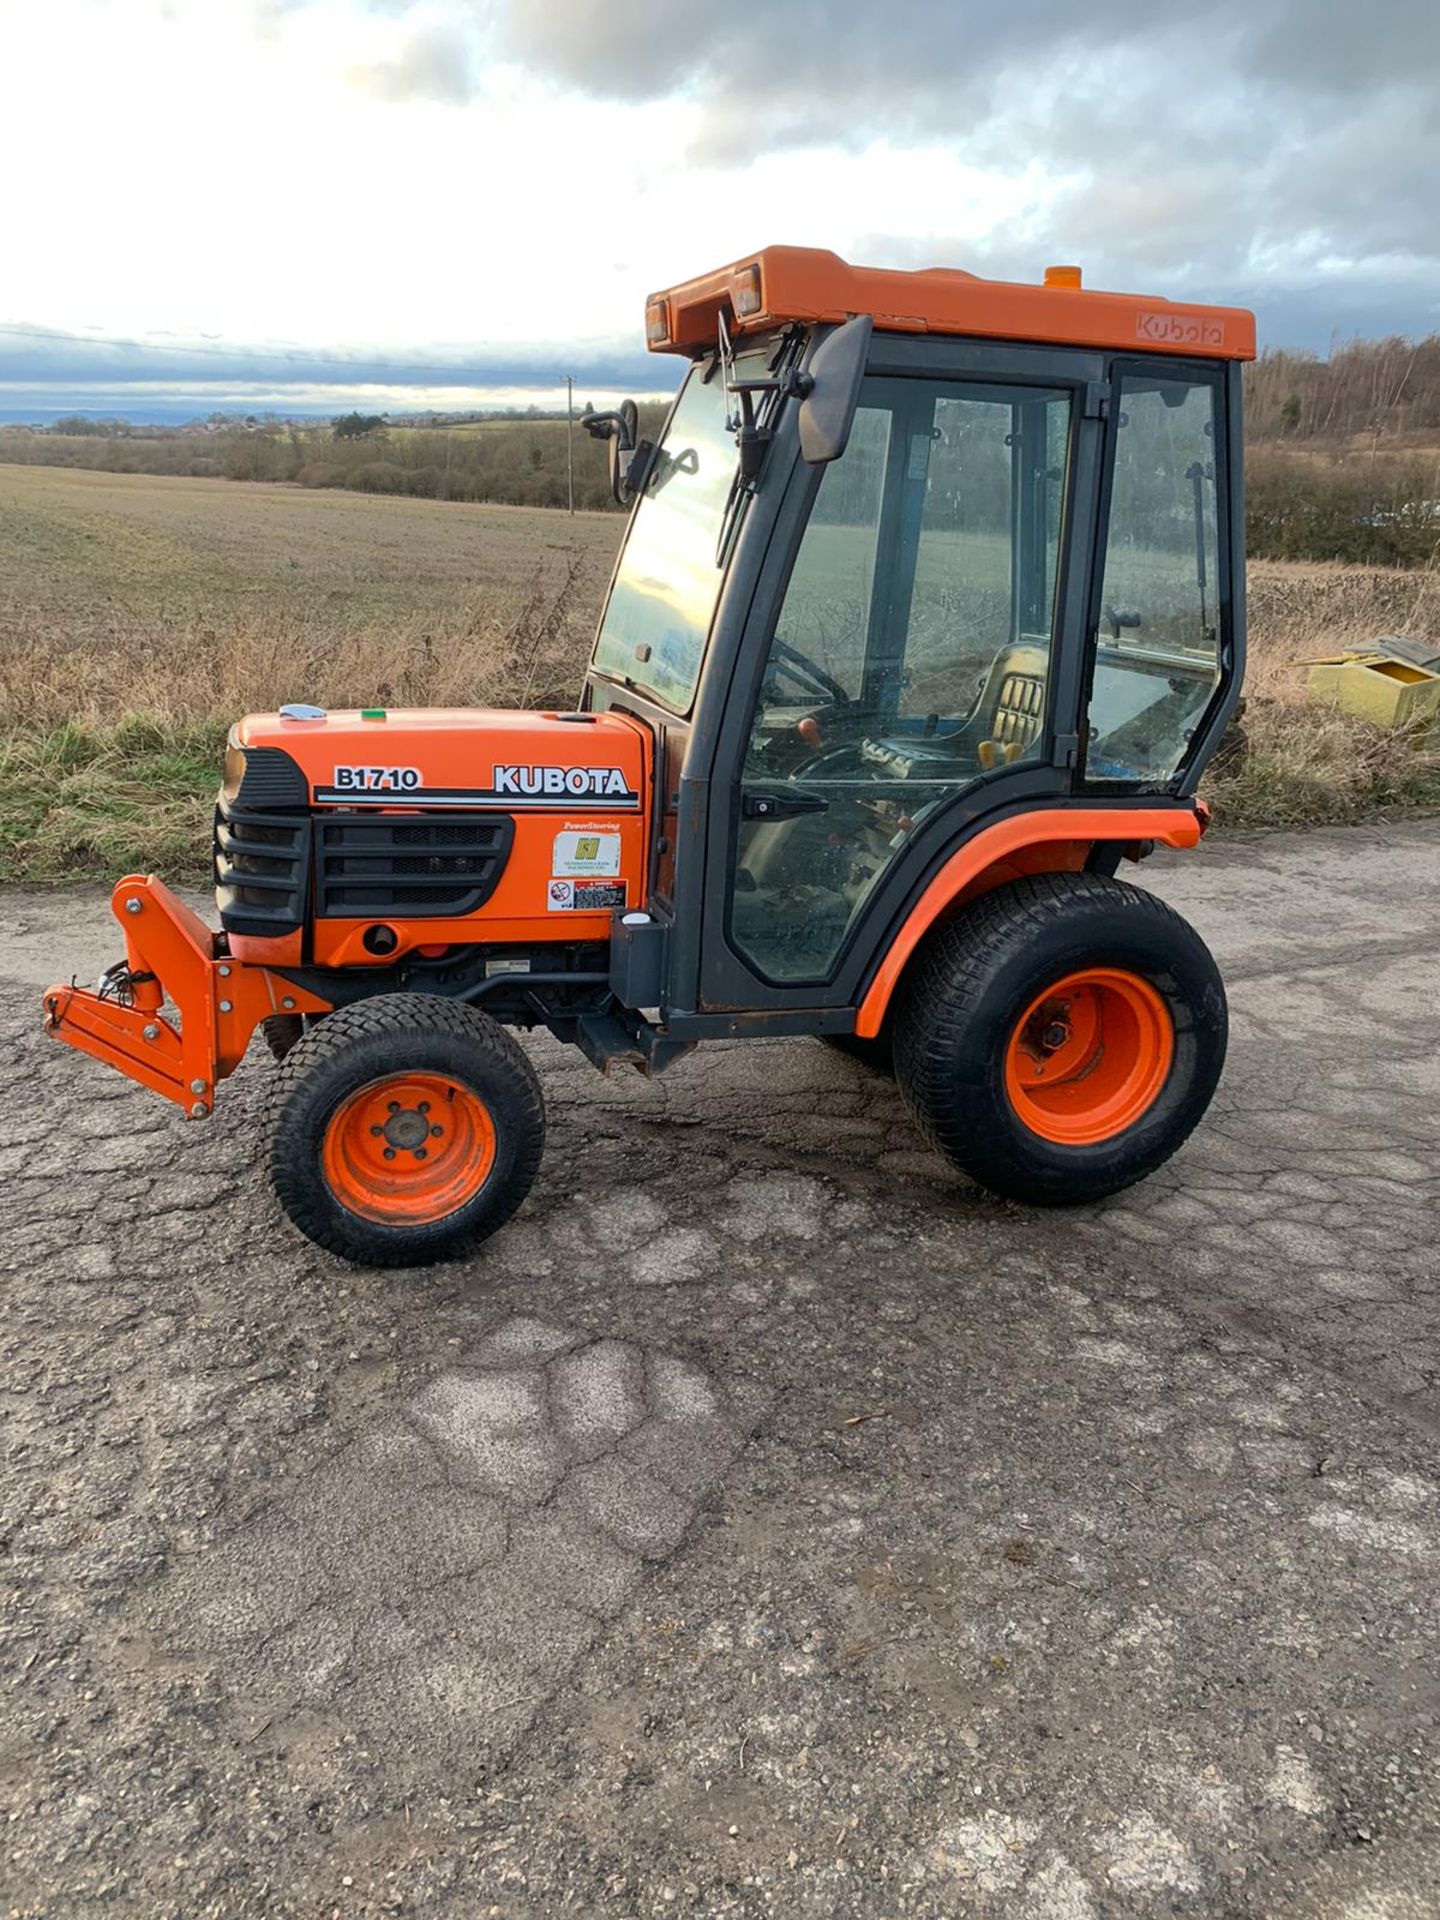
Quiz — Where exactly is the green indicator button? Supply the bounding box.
[360,708,387,721]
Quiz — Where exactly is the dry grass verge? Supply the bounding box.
[1206,560,1440,827]
[0,556,596,882]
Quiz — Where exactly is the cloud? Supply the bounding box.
[9,0,1438,357]
[481,0,1440,330]
[0,321,669,422]
[348,19,474,104]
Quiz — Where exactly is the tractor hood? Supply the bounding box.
[229,706,649,812]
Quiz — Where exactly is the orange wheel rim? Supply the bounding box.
[1004,968,1174,1147]
[321,1072,496,1226]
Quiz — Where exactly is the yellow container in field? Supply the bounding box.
[1305,637,1440,730]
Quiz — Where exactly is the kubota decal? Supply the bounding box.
[1135,312,1224,349]
[494,764,633,799]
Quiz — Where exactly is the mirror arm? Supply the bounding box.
[579,408,636,451]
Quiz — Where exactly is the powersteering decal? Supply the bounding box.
[551,828,621,877]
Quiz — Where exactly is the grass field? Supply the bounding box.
[1,462,1436,880]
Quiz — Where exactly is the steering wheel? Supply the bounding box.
[765,638,852,710]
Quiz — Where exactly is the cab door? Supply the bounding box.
[696,343,1102,1013]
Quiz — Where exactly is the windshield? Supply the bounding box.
[590,338,779,713]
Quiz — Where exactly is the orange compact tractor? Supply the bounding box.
[44,249,1255,1265]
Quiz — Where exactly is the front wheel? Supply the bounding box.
[893,872,1226,1205]
[264,994,545,1266]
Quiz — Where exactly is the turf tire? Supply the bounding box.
[264,993,545,1266]
[892,872,1226,1205]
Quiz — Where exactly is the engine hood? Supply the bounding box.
[232,706,649,811]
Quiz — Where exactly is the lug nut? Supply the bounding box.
[383,1148,396,1161]
[414,1147,428,1160]
[370,1124,384,1137]
[418,1101,429,1115]
[388,1101,400,1113]
[430,1125,443,1139]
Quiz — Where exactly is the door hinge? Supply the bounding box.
[1082,382,1111,420]
[1053,732,1081,767]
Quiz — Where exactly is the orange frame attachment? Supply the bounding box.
[42,875,331,1117]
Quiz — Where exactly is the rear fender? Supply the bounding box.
[853,805,1205,1039]
[43,874,330,1115]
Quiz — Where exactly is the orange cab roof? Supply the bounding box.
[645,246,1255,362]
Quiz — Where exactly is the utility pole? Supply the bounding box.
[566,374,575,515]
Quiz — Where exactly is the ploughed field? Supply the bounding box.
[0,462,1436,880]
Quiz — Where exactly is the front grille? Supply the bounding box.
[214,798,309,937]
[315,812,514,918]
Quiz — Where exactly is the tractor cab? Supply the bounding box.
[584,248,1251,1018]
[44,248,1255,1268]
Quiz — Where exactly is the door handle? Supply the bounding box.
[743,787,830,821]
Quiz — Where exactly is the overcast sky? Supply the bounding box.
[3,0,1438,419]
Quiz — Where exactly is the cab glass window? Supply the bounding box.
[729,377,1071,983]
[1087,373,1223,785]
[591,345,772,714]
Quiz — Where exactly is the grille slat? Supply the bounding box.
[214,798,309,934]
[316,812,514,918]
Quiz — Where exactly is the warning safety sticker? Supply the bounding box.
[547,877,627,912]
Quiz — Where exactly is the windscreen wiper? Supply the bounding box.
[713,323,808,563]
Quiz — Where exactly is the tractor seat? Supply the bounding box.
[967,642,1049,751]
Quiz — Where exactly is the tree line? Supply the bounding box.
[5,334,1440,563]
[1248,334,1440,444]
[0,410,671,514]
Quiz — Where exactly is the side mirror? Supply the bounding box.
[798,315,873,465]
[581,398,647,506]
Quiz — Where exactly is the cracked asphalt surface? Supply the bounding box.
[3,817,1439,1918]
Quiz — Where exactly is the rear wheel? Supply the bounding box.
[264,994,545,1266]
[893,872,1226,1205]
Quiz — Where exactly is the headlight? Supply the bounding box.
[221,735,247,802]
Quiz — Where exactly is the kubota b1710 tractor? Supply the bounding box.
[44,248,1255,1266]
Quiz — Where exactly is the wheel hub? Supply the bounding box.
[382,1106,432,1152]
[1004,969,1175,1146]
[322,1072,495,1225]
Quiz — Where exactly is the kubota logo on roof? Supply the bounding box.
[1136,312,1225,349]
